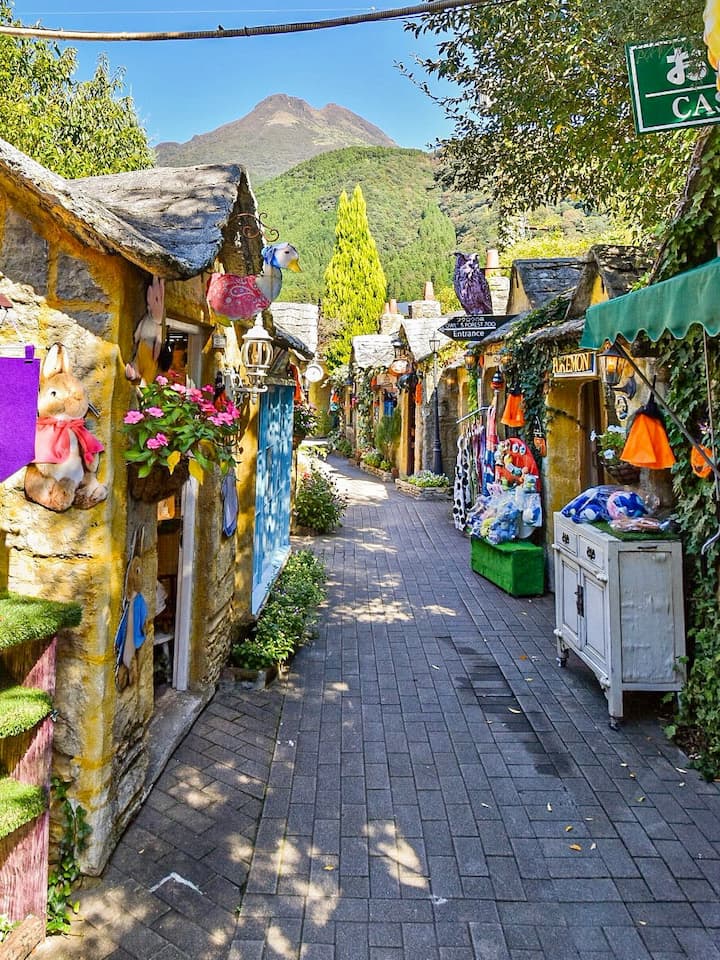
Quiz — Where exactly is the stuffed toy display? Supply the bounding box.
[206,243,301,321]
[125,276,165,386]
[24,343,107,512]
[115,556,148,691]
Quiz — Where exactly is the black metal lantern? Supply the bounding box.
[391,336,405,361]
[491,368,505,391]
[600,341,637,397]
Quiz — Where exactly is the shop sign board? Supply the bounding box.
[552,351,597,378]
[439,314,513,340]
[626,38,720,133]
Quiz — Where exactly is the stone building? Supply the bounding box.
[0,138,301,872]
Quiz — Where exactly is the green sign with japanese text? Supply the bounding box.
[626,39,720,133]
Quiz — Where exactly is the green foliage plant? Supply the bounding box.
[293,466,347,534]
[46,777,91,935]
[123,374,241,480]
[323,185,387,367]
[374,408,401,464]
[231,551,326,671]
[406,470,449,488]
[406,1,700,234]
[0,914,17,943]
[0,4,153,177]
[293,402,318,437]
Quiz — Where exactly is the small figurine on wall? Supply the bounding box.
[24,343,108,512]
[125,275,165,386]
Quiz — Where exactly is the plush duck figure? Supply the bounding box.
[206,242,301,322]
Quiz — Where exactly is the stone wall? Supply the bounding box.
[0,182,256,872]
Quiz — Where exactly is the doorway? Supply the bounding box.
[580,380,602,489]
[152,322,202,694]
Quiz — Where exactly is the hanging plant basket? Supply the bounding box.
[127,458,190,503]
[595,454,640,485]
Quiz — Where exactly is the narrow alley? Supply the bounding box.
[35,456,720,960]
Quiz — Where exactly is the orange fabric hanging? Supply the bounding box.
[415,380,423,405]
[621,396,676,469]
[691,444,715,479]
[501,391,525,428]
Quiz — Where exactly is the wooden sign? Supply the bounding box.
[439,314,514,340]
[552,351,597,378]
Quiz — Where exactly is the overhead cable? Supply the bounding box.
[0,0,485,42]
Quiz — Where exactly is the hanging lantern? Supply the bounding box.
[239,315,274,398]
[491,368,505,391]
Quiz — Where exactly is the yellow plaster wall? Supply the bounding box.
[0,181,262,872]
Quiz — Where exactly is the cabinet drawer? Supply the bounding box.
[555,524,578,556]
[578,535,606,572]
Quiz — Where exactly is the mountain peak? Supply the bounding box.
[154,95,396,183]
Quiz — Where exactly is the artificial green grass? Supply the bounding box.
[0,777,46,840]
[0,687,53,739]
[0,593,82,651]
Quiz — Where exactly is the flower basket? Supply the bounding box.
[595,453,640,485]
[128,458,190,503]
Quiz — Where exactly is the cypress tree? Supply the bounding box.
[323,185,387,368]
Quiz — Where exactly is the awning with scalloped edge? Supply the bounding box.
[581,257,720,349]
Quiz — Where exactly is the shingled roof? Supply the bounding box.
[506,257,585,314]
[270,302,318,357]
[352,335,395,370]
[0,137,257,280]
[566,244,654,319]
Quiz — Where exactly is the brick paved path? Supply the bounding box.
[34,456,720,959]
[232,457,720,959]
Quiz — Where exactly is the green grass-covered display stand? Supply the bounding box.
[0,592,81,955]
[470,536,545,596]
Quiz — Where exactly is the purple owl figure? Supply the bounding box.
[453,252,492,315]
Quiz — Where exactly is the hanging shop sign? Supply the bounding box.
[625,38,720,133]
[439,315,514,340]
[552,351,597,378]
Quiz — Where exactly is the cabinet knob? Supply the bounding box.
[562,532,570,545]
[586,546,596,561]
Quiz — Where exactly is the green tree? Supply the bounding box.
[0,3,153,176]
[405,0,702,233]
[323,185,387,367]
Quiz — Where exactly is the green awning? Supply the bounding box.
[581,257,720,349]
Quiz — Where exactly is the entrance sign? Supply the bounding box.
[626,39,720,133]
[439,314,513,340]
[552,351,597,378]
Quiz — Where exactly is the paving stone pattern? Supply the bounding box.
[34,457,720,959]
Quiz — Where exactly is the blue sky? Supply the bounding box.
[11,2,456,151]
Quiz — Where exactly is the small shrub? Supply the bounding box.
[46,778,91,935]
[406,470,449,488]
[293,402,318,437]
[362,449,383,468]
[231,550,327,670]
[294,467,346,533]
[374,409,401,462]
[313,408,333,437]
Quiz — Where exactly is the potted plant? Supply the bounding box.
[293,402,317,446]
[123,374,241,502]
[591,425,640,484]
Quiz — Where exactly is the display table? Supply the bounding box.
[470,536,545,596]
[552,512,686,727]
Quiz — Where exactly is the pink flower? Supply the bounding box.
[155,375,168,386]
[171,383,187,395]
[146,406,164,418]
[188,388,204,402]
[123,410,144,424]
[146,434,169,450]
[202,384,214,394]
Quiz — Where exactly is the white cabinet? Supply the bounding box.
[553,512,686,727]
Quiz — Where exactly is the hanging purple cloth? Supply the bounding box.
[0,345,40,482]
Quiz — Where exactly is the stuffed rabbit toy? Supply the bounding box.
[24,343,108,512]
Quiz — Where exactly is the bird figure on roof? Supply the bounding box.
[206,242,301,323]
[453,251,492,315]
